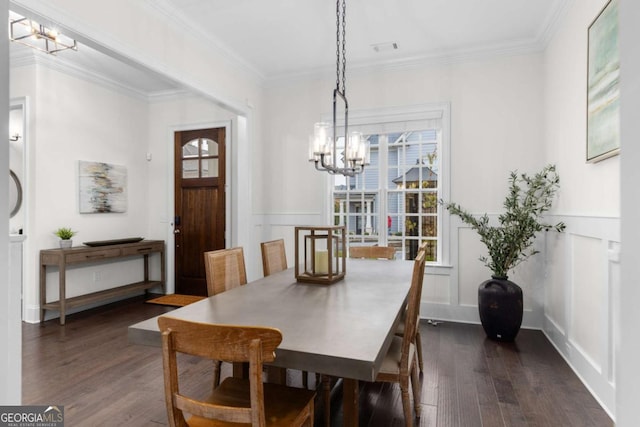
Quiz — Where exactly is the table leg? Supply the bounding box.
[232,362,249,379]
[266,366,287,385]
[343,378,359,427]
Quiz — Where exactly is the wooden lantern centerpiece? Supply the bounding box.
[295,226,346,284]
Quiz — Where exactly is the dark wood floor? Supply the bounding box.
[22,296,613,426]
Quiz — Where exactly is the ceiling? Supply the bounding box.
[9,0,570,96]
[155,0,569,79]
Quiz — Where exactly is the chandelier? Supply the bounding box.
[308,0,369,177]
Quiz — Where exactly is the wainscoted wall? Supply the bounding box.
[420,214,619,418]
[543,215,618,417]
[249,213,324,280]
[540,0,620,419]
[255,212,618,418]
[422,216,547,329]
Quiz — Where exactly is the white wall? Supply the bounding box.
[618,0,640,424]
[12,64,152,323]
[259,1,623,419]
[7,0,266,321]
[262,53,548,325]
[542,0,619,417]
[1,0,19,405]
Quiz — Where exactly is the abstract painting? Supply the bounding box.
[587,0,619,162]
[79,161,127,213]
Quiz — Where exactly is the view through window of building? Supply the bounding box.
[333,126,442,262]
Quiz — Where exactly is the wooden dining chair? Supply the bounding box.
[349,245,396,260]
[394,242,429,373]
[260,239,313,389]
[203,247,247,387]
[376,250,425,426]
[204,247,247,297]
[348,243,425,371]
[158,316,316,427]
[322,245,400,425]
[260,239,288,276]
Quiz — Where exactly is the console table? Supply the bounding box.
[40,240,165,325]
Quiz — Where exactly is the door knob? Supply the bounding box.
[174,229,181,234]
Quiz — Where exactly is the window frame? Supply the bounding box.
[324,103,451,265]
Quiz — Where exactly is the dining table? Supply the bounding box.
[128,258,414,426]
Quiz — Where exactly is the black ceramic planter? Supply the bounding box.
[478,276,523,342]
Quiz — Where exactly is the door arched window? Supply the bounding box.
[182,138,219,179]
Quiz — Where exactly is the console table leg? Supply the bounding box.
[59,266,66,325]
[160,250,166,293]
[39,261,46,323]
[144,254,149,283]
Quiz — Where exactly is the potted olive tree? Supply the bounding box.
[442,164,565,341]
[54,227,77,249]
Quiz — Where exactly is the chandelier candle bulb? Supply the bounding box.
[308,135,319,161]
[363,141,371,165]
[347,131,361,161]
[309,122,331,161]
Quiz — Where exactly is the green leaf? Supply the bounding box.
[440,164,565,277]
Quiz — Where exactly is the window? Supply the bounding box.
[182,138,219,179]
[331,104,449,263]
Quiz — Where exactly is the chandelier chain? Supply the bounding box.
[336,0,340,91]
[341,0,346,95]
[311,0,367,177]
[336,0,347,94]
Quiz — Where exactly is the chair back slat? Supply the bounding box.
[261,239,288,276]
[204,247,247,296]
[349,246,396,260]
[158,317,281,362]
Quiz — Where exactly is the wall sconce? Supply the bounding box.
[9,12,77,55]
[295,226,346,284]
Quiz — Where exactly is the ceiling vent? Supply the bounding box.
[372,42,398,53]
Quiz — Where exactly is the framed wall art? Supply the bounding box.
[79,160,127,213]
[587,0,619,163]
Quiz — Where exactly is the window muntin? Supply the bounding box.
[181,138,219,179]
[333,129,441,262]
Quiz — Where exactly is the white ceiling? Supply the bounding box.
[9,0,570,95]
[155,0,569,79]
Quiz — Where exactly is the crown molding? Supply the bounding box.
[264,37,546,88]
[11,0,571,92]
[10,0,250,115]
[10,48,190,102]
[146,0,266,83]
[536,0,575,47]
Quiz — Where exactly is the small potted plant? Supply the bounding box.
[442,164,565,341]
[54,227,77,249]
